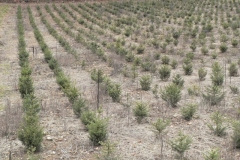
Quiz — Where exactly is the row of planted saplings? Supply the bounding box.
[17,6,43,153]
[28,6,120,147]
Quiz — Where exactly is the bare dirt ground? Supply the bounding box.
[0,1,240,160]
[0,5,24,159]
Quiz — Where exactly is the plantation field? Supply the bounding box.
[1,0,240,159]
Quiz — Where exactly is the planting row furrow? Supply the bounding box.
[0,5,23,159]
